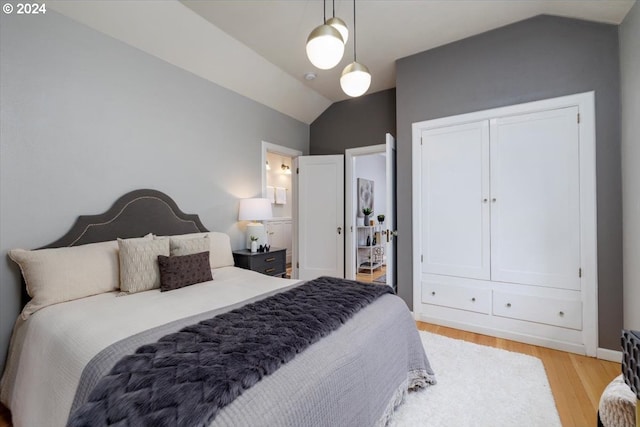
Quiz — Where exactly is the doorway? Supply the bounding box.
[345,134,396,289]
[261,141,302,278]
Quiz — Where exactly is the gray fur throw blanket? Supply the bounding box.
[68,276,393,427]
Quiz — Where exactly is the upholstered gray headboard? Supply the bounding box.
[18,189,209,307]
[41,189,209,249]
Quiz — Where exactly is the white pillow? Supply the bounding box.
[118,237,170,294]
[165,232,234,269]
[169,236,209,257]
[9,241,120,319]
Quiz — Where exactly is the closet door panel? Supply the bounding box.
[421,121,490,280]
[490,107,580,290]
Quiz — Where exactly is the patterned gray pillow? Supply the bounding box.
[157,251,213,292]
[118,237,170,293]
[169,236,209,257]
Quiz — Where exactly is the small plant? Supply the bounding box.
[362,207,373,216]
[250,235,259,242]
[377,214,385,222]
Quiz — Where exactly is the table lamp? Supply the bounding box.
[238,198,272,249]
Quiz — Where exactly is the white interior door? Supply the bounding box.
[385,133,397,288]
[421,121,491,280]
[297,155,344,280]
[490,107,581,289]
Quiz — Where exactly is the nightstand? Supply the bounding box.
[232,248,286,277]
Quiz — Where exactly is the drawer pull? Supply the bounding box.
[265,257,276,262]
[431,291,436,296]
[506,303,512,308]
[559,311,565,317]
[471,297,476,302]
[265,268,275,273]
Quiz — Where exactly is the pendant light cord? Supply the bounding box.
[332,0,335,17]
[353,0,357,62]
[323,0,326,23]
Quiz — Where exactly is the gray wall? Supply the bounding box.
[620,2,640,331]
[0,11,308,369]
[396,15,622,350]
[310,89,396,154]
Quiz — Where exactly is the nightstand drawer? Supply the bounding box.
[233,248,286,277]
[251,251,285,274]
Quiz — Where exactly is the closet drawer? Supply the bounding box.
[422,281,490,314]
[492,291,582,330]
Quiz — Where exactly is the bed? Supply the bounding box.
[0,189,434,426]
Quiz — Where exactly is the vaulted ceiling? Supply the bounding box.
[50,0,635,123]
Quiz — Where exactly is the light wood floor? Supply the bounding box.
[0,322,620,427]
[357,264,387,283]
[417,322,621,427]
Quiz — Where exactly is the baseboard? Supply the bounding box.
[597,347,622,363]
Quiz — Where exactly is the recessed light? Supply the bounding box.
[304,72,317,81]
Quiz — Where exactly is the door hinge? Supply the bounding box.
[296,262,299,268]
[421,137,423,145]
[421,254,423,263]
[296,167,299,174]
[579,267,582,278]
[577,113,580,124]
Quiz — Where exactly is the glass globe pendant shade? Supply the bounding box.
[326,16,348,45]
[306,24,345,70]
[340,61,371,97]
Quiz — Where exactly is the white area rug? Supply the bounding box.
[389,331,562,427]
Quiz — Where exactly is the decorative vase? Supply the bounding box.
[250,241,257,253]
[364,214,370,225]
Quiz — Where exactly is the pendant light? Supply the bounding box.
[326,0,348,45]
[340,0,371,97]
[306,0,345,70]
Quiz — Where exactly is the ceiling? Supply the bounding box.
[50,1,634,124]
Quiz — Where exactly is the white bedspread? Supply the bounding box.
[0,267,299,427]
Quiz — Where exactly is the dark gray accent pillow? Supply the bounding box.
[157,251,213,292]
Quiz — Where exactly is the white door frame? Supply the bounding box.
[261,141,303,277]
[261,141,303,198]
[345,145,386,279]
[345,135,396,287]
[412,91,598,356]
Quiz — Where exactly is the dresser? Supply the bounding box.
[232,248,286,277]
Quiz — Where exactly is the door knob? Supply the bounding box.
[337,226,342,235]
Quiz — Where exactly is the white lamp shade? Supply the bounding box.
[238,198,272,221]
[306,24,345,70]
[340,61,371,97]
[326,17,348,45]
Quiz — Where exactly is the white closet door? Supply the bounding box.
[490,107,580,290]
[421,121,490,280]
